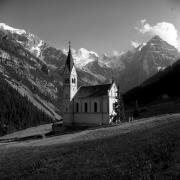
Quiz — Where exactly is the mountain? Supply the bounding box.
[63,48,99,68]
[0,76,52,135]
[115,36,180,91]
[123,57,180,106]
[0,23,62,120]
[68,35,180,92]
[0,23,108,122]
[0,22,180,119]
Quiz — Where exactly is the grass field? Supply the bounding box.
[126,100,180,119]
[0,114,180,179]
[0,123,52,140]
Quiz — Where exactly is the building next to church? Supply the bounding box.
[63,43,118,126]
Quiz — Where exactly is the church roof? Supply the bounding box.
[65,42,74,72]
[74,83,113,99]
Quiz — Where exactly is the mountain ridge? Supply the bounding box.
[0,22,180,116]
[123,57,180,106]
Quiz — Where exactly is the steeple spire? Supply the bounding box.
[68,41,71,50]
[65,41,74,72]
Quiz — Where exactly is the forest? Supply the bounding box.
[0,75,52,136]
[123,58,180,106]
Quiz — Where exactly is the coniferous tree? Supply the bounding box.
[114,86,126,123]
[119,92,126,122]
[133,100,140,118]
[0,76,53,135]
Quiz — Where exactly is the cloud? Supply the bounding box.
[131,41,141,48]
[140,19,146,24]
[135,19,180,49]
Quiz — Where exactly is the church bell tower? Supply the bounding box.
[63,42,77,114]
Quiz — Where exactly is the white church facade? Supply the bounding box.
[63,44,118,126]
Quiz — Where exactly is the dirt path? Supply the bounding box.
[0,113,179,149]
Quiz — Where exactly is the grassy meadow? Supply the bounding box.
[0,115,180,180]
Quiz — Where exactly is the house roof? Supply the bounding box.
[74,83,113,99]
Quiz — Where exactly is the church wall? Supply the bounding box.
[74,113,109,126]
[73,96,109,113]
[70,96,110,126]
[62,113,73,126]
[62,101,74,126]
[62,84,118,126]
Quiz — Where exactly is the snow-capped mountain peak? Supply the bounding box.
[1,22,180,95]
[137,43,146,51]
[63,47,99,68]
[78,48,99,58]
[0,23,46,58]
[0,23,26,35]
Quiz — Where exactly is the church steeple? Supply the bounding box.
[65,41,74,72]
[63,42,78,102]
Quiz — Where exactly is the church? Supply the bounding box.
[63,43,118,126]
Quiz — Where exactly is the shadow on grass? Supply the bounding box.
[0,134,43,143]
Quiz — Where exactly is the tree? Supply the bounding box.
[0,76,53,136]
[119,92,126,122]
[133,100,140,118]
[113,86,126,123]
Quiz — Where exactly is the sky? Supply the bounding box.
[0,0,180,55]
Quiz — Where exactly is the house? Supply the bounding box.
[63,43,118,126]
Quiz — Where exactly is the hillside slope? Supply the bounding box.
[0,22,180,120]
[0,75,53,135]
[0,114,180,179]
[117,36,180,91]
[1,23,180,93]
[123,58,180,106]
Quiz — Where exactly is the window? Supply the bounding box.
[76,102,79,112]
[65,78,69,84]
[94,102,97,112]
[84,102,88,112]
[72,78,76,84]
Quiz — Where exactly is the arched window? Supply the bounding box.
[65,78,69,84]
[84,102,88,112]
[72,78,76,84]
[76,102,79,112]
[94,102,98,112]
